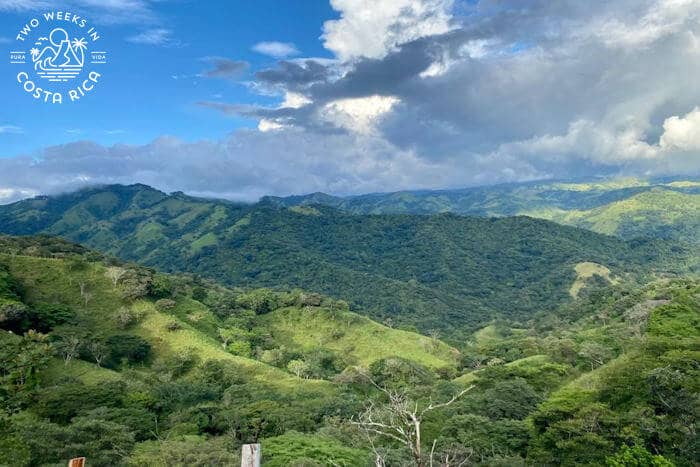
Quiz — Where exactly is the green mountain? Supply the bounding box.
[266,177,700,244]
[0,184,689,340]
[1,236,696,465]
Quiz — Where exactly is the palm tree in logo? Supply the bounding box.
[70,37,88,67]
[30,48,40,60]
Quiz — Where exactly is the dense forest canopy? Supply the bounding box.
[266,177,700,245]
[0,183,693,340]
[0,236,697,465]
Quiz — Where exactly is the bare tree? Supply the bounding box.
[351,374,474,467]
[578,342,611,370]
[87,340,108,367]
[105,266,126,287]
[59,335,82,366]
[624,299,669,338]
[79,281,92,306]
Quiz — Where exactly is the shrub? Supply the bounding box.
[155,299,177,311]
[227,340,252,357]
[165,321,182,332]
[149,275,173,299]
[115,306,145,329]
[105,334,151,368]
[237,289,280,315]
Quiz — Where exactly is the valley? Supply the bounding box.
[0,178,697,465]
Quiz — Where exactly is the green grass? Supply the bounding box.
[260,306,458,369]
[453,354,553,386]
[472,325,501,345]
[189,232,218,254]
[42,358,122,385]
[569,262,616,298]
[138,307,333,392]
[527,189,700,243]
[1,253,333,394]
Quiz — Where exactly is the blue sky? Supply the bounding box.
[0,0,698,203]
[0,0,336,154]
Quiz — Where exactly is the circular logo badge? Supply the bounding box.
[9,11,108,104]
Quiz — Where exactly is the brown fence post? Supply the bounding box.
[241,443,261,467]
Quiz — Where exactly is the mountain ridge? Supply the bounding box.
[0,183,690,340]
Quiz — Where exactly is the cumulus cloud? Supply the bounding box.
[660,107,700,151]
[320,95,400,134]
[0,132,497,203]
[322,0,454,60]
[3,0,700,203]
[252,41,300,58]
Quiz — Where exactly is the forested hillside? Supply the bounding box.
[1,236,696,465]
[0,185,690,340]
[267,178,700,245]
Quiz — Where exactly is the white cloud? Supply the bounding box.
[660,107,700,150]
[258,119,284,132]
[588,0,700,48]
[322,0,454,60]
[254,93,312,132]
[319,95,400,134]
[0,131,478,203]
[126,28,175,46]
[4,0,700,203]
[0,0,49,11]
[252,41,300,58]
[0,0,159,23]
[0,188,37,203]
[494,120,660,166]
[282,92,312,109]
[0,125,22,134]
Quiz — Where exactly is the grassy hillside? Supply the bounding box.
[526,188,700,244]
[0,236,465,465]
[0,240,330,393]
[259,306,457,369]
[0,185,689,340]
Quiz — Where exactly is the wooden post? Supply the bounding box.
[68,458,85,467]
[241,443,261,467]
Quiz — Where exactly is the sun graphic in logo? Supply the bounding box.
[31,28,87,81]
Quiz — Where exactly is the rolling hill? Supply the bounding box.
[266,177,700,244]
[0,184,690,340]
[1,237,697,465]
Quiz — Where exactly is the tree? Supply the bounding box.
[87,340,108,367]
[287,359,310,379]
[218,327,238,349]
[605,444,674,467]
[78,282,92,306]
[350,372,474,467]
[105,267,126,287]
[0,331,53,396]
[578,342,612,370]
[104,334,151,368]
[57,335,82,366]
